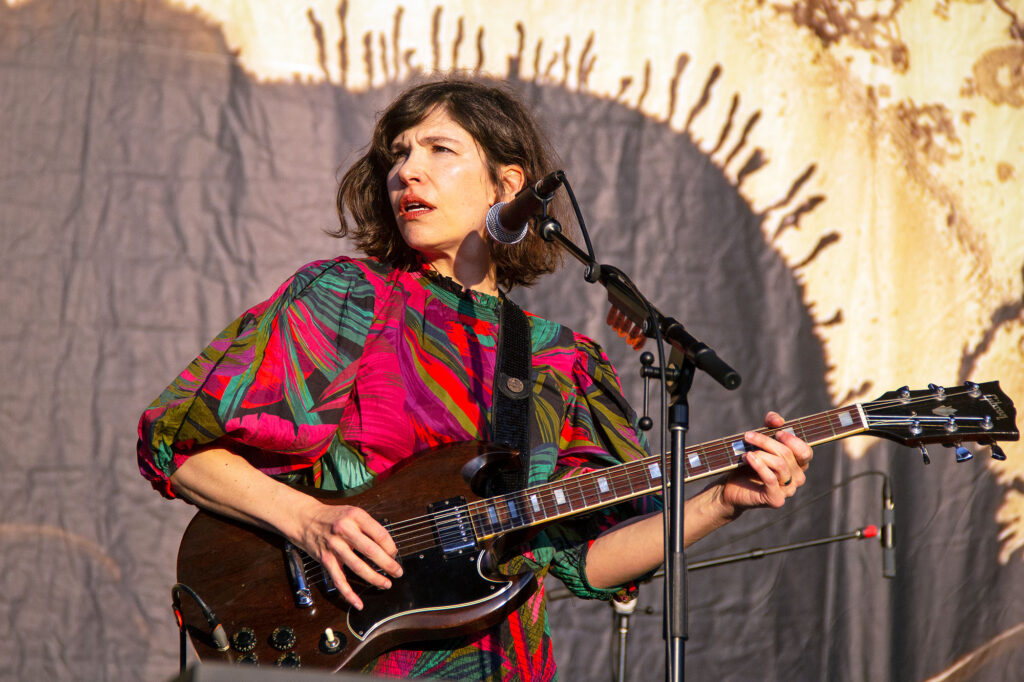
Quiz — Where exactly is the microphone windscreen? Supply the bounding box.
[485,202,528,244]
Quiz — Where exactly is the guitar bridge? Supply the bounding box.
[428,497,477,556]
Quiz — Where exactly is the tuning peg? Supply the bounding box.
[928,383,946,399]
[991,443,1007,461]
[965,381,981,398]
[954,445,973,463]
[918,444,931,465]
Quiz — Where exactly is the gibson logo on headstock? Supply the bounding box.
[983,393,1009,420]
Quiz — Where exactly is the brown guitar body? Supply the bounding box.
[175,441,537,671]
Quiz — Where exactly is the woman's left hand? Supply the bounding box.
[587,411,814,585]
[718,411,814,514]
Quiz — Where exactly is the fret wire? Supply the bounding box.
[362,403,901,555]
[465,405,875,542]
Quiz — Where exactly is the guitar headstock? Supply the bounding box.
[606,304,648,350]
[862,381,1018,462]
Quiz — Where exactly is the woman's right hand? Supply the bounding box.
[296,502,403,610]
[169,448,402,610]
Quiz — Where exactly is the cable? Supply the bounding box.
[688,470,890,558]
[171,581,230,670]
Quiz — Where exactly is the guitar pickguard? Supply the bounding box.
[349,548,512,640]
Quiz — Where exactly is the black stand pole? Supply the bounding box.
[665,362,694,681]
[526,171,740,682]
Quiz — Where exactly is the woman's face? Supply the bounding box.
[387,107,515,274]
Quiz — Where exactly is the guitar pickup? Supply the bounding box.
[428,497,477,556]
[283,542,314,608]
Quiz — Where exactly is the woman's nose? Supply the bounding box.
[396,150,423,184]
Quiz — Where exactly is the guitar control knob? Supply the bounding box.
[270,626,296,651]
[276,652,301,668]
[231,627,256,652]
[236,653,258,665]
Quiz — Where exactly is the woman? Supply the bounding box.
[138,78,812,679]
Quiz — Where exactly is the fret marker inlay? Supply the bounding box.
[597,477,609,493]
[530,494,541,513]
[688,452,701,469]
[554,489,566,505]
[731,440,746,458]
[649,463,662,479]
[839,411,853,427]
[507,500,519,519]
[487,506,499,526]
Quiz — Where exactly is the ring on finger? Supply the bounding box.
[782,477,793,486]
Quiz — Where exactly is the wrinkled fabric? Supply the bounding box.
[6,1,1024,680]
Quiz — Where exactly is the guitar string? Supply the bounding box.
[373,388,989,549]
[304,398,1002,583]
[302,387,999,579]
[386,387,995,551]
[333,411,847,554]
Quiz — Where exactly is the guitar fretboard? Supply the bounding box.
[467,404,867,540]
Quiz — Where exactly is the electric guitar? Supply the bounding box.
[174,381,1017,670]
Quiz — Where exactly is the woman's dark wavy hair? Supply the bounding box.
[334,77,564,290]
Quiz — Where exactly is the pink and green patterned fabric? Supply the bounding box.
[138,256,657,680]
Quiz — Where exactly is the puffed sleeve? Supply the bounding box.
[520,334,662,599]
[136,257,378,498]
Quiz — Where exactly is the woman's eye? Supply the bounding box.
[432,144,453,153]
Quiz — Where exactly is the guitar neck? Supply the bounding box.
[468,403,868,540]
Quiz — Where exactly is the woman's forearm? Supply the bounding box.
[585,484,737,590]
[169,448,319,547]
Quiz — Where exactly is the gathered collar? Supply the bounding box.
[416,263,504,305]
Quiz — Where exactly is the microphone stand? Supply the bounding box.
[529,174,741,682]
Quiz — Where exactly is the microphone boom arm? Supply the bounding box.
[536,217,741,392]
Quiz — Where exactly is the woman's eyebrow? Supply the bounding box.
[418,134,463,146]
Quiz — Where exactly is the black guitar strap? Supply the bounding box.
[490,295,533,494]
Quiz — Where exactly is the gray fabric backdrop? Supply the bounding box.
[2,1,1021,680]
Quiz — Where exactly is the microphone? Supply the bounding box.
[486,170,564,244]
[882,478,895,578]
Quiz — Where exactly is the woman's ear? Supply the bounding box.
[496,165,525,203]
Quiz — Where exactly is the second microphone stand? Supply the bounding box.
[525,170,741,682]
